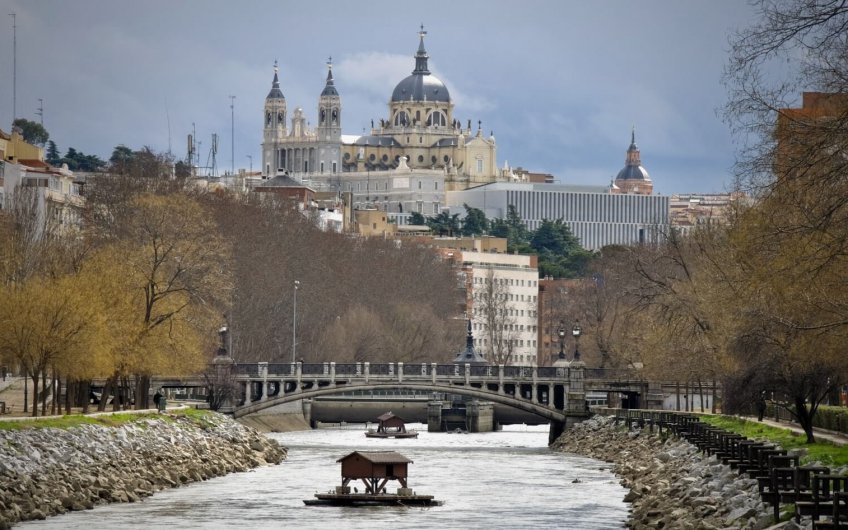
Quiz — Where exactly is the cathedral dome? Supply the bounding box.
[390,28,451,103]
[616,164,650,181]
[391,73,450,103]
[615,129,651,181]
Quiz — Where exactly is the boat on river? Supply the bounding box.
[304,450,442,507]
[364,412,419,439]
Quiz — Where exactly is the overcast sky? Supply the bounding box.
[0,1,764,194]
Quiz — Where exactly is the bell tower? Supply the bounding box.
[317,57,341,142]
[262,61,287,175]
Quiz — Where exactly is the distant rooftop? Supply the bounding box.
[461,181,610,194]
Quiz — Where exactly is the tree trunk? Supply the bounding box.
[23,369,28,413]
[711,378,717,414]
[794,396,816,443]
[82,380,91,414]
[676,381,680,411]
[99,376,115,412]
[136,375,151,410]
[698,379,705,413]
[41,371,49,416]
[30,372,39,417]
[51,371,58,416]
[64,378,72,415]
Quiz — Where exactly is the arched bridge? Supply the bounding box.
[219,361,644,441]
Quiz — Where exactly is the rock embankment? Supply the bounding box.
[0,412,286,528]
[552,415,778,530]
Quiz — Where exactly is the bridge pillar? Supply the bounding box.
[549,420,565,445]
[498,364,505,394]
[466,401,494,433]
[296,362,302,392]
[398,362,403,383]
[364,362,370,383]
[465,363,470,386]
[259,362,268,402]
[431,363,437,385]
[532,367,538,403]
[427,400,443,432]
[330,362,336,386]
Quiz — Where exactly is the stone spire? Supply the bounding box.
[413,24,430,74]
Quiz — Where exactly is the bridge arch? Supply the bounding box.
[233,381,567,423]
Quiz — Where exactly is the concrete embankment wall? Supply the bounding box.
[236,400,311,432]
[0,412,285,529]
[553,416,776,530]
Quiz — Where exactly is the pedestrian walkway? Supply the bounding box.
[747,416,848,446]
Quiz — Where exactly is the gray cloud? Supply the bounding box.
[0,0,756,193]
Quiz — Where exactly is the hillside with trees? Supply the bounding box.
[0,147,462,416]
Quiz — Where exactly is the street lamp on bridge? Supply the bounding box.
[557,321,566,361]
[292,280,300,364]
[572,320,582,362]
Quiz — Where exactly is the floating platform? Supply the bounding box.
[304,493,442,507]
[364,429,419,439]
[364,412,419,438]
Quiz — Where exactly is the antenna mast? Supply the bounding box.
[229,95,236,175]
[9,13,16,121]
[36,99,43,126]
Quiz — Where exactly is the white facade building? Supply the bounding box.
[1,160,84,233]
[463,251,539,366]
[447,182,670,251]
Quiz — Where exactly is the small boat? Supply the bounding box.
[364,412,419,438]
[304,451,442,507]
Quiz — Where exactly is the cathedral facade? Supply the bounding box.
[260,29,500,192]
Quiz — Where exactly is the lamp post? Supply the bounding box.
[217,325,228,356]
[246,154,252,173]
[572,320,582,361]
[292,280,300,363]
[557,321,566,361]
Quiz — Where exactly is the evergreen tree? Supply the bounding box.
[45,141,61,166]
[12,118,49,146]
[426,211,461,236]
[408,212,427,226]
[461,203,489,236]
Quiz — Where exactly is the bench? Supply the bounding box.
[797,475,848,523]
[812,491,848,529]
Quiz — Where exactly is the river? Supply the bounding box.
[21,423,629,529]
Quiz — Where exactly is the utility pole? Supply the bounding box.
[229,95,236,175]
[9,13,16,122]
[36,99,43,125]
[246,154,252,173]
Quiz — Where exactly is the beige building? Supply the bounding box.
[669,192,745,234]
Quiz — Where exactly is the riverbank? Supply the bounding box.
[553,415,779,530]
[0,411,286,529]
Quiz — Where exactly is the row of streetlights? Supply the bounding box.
[557,320,581,362]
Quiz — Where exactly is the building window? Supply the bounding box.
[477,159,483,173]
[320,162,324,173]
[332,161,337,173]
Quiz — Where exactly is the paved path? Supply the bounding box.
[747,416,848,446]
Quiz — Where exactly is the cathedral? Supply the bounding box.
[260,28,501,191]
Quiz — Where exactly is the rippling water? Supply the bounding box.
[21,423,628,529]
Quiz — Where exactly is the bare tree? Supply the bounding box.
[472,268,521,365]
